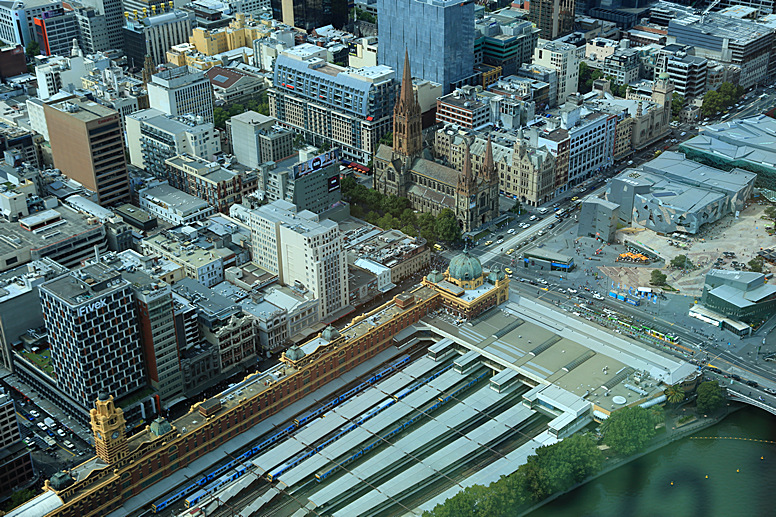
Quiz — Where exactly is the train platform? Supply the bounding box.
[105,347,404,517]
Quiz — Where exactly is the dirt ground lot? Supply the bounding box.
[599,203,776,298]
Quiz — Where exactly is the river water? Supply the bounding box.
[528,407,776,517]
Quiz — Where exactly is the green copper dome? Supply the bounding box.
[448,251,483,282]
[658,71,670,80]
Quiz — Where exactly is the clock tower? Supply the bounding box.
[90,391,128,464]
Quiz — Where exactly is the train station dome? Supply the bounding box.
[448,250,483,283]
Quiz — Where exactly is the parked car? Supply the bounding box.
[29,410,40,418]
[57,429,66,438]
[63,440,75,449]
[36,422,47,431]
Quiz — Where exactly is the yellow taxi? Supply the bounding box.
[571,196,579,202]
[505,248,515,255]
[504,267,513,275]
[485,240,493,246]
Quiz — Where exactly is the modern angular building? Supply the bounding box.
[377,0,475,94]
[0,0,62,47]
[249,199,348,320]
[269,44,396,163]
[679,116,776,191]
[44,97,131,207]
[699,269,776,330]
[39,261,146,412]
[474,9,539,76]
[270,0,348,31]
[606,151,756,234]
[533,41,580,107]
[33,6,81,56]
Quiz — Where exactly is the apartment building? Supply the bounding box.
[269,43,396,164]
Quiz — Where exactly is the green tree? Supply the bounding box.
[435,208,461,242]
[670,254,693,269]
[5,488,38,511]
[319,141,331,153]
[25,41,39,58]
[536,433,604,490]
[672,95,685,118]
[765,205,776,220]
[602,406,658,455]
[510,199,522,215]
[379,132,393,146]
[213,107,229,128]
[665,384,685,405]
[341,175,358,199]
[748,257,764,273]
[702,90,722,117]
[400,208,417,228]
[696,381,726,414]
[650,269,667,286]
[579,62,603,94]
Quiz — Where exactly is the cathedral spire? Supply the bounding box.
[392,50,422,157]
[400,50,414,107]
[481,135,495,183]
[458,142,475,193]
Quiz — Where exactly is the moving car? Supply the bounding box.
[506,248,514,255]
[29,410,40,418]
[485,240,493,246]
[504,267,513,275]
[529,215,538,221]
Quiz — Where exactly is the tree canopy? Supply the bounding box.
[214,92,270,129]
[422,433,603,517]
[665,384,685,405]
[696,381,726,414]
[672,95,685,119]
[601,406,659,456]
[342,176,461,246]
[701,83,743,117]
[670,254,693,269]
[25,41,39,58]
[650,269,667,286]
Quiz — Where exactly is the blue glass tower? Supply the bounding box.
[377,0,475,94]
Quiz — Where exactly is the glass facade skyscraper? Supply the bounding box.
[377,0,475,94]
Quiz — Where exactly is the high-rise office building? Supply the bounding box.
[79,0,125,49]
[0,0,62,48]
[528,0,575,40]
[270,0,348,31]
[122,8,193,67]
[148,66,215,123]
[39,261,146,411]
[44,97,131,206]
[249,199,348,320]
[377,0,475,93]
[33,7,81,56]
[72,4,110,53]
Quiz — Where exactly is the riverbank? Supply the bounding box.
[521,403,744,517]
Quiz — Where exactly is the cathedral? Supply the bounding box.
[373,52,500,233]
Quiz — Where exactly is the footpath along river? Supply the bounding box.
[528,407,776,517]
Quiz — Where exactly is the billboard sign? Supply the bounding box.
[293,149,341,180]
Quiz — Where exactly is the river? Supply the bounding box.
[528,407,776,517]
